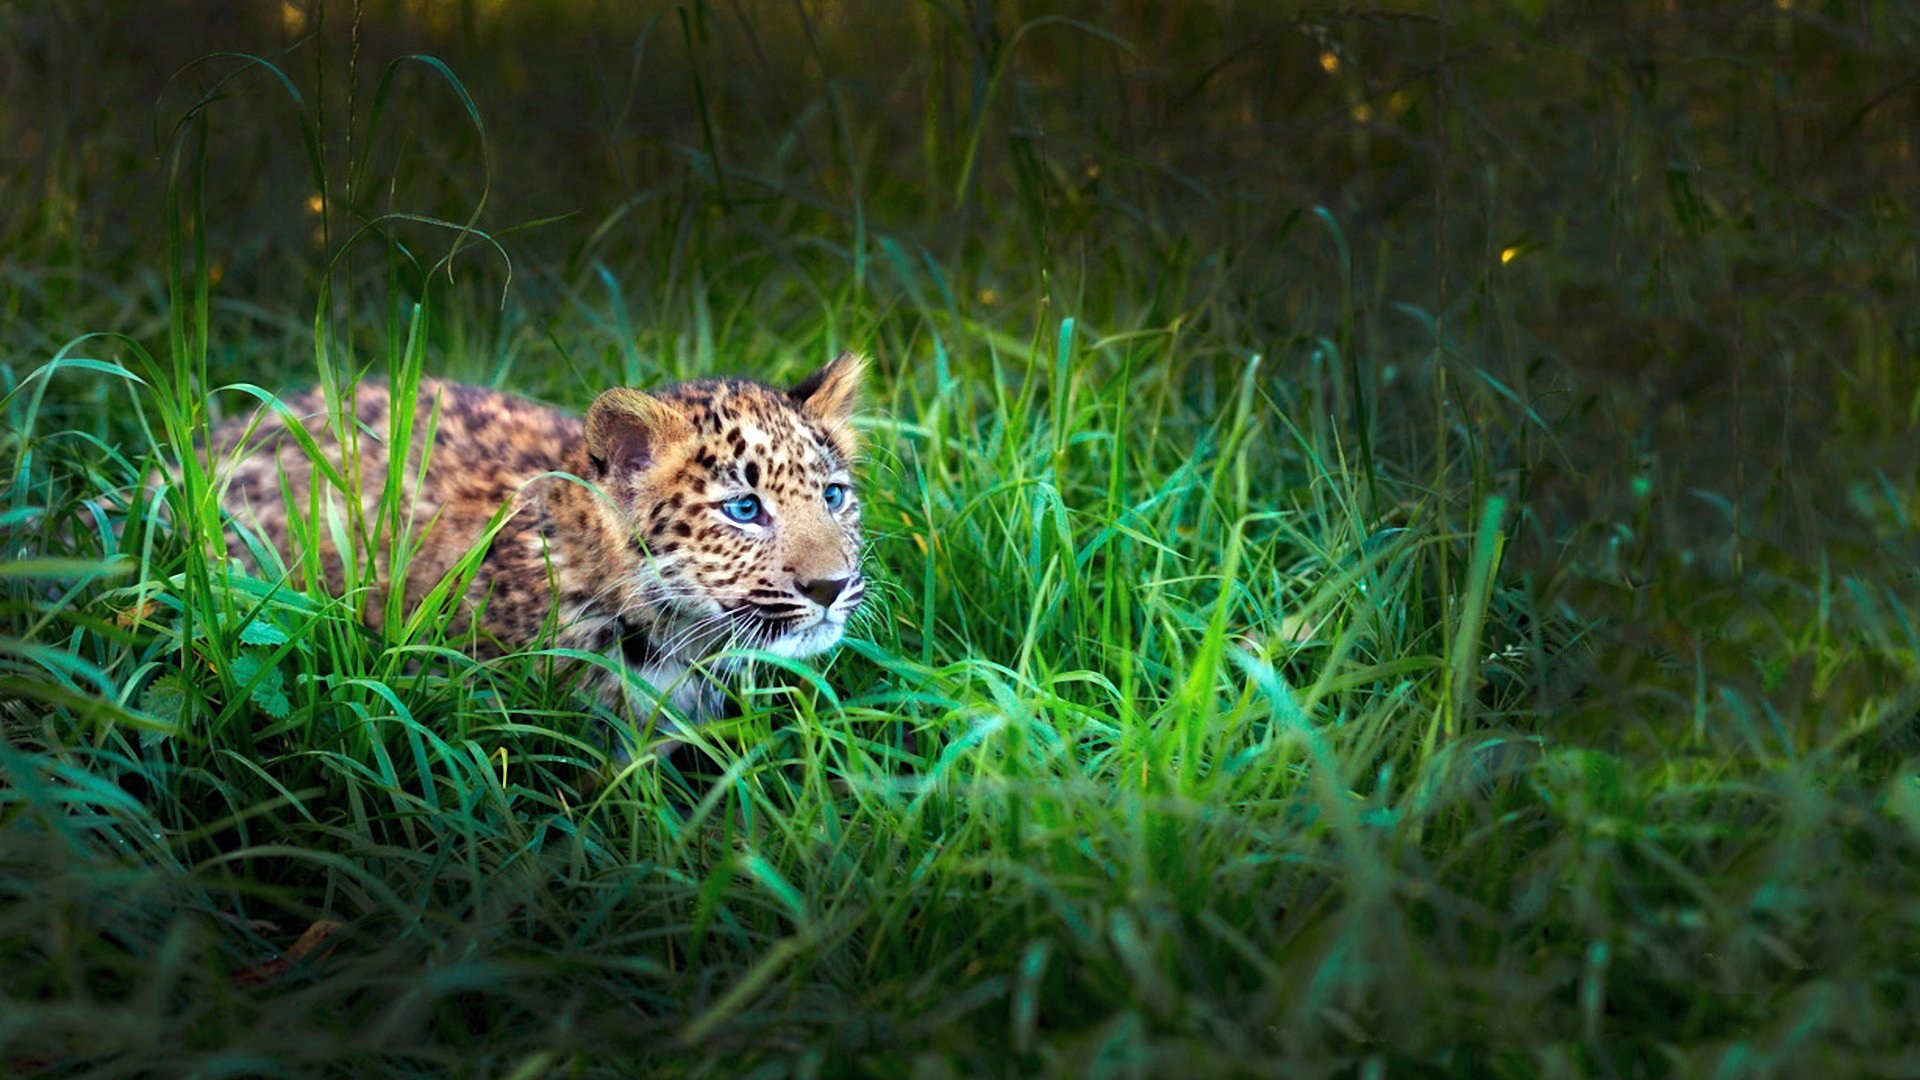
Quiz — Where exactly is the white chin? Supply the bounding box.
[762,620,844,660]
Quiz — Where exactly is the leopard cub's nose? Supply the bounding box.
[797,573,856,608]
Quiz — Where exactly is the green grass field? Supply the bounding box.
[4,2,1919,1074]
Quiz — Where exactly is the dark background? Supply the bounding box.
[8,2,1918,554]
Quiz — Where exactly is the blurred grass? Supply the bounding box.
[4,0,1920,1075]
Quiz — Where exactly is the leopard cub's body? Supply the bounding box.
[206,354,868,737]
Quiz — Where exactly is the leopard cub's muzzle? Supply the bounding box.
[796,571,865,626]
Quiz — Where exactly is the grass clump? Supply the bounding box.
[4,2,1920,1075]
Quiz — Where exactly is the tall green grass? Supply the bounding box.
[5,2,1920,1075]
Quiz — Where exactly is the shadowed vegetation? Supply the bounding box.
[3,1,1919,1074]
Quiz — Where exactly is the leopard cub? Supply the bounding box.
[207,353,869,739]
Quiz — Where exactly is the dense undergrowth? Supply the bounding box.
[4,1,1919,1075]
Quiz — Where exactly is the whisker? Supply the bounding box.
[652,609,738,660]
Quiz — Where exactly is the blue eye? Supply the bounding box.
[823,483,850,512]
[720,494,763,524]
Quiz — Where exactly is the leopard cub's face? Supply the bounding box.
[586,353,868,661]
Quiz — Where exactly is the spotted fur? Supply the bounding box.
[205,353,869,737]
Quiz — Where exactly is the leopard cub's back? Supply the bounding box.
[210,379,580,635]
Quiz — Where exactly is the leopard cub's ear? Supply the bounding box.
[586,388,692,475]
[789,351,867,456]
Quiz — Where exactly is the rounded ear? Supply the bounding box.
[789,351,867,456]
[586,388,691,474]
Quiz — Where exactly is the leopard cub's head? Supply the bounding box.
[585,352,868,660]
